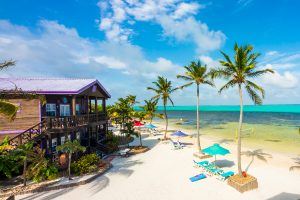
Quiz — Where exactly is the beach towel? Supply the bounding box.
[189,173,207,182]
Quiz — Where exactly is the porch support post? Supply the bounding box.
[72,95,76,116]
[95,97,98,121]
[102,98,106,112]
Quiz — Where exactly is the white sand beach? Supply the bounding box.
[17,125,300,200]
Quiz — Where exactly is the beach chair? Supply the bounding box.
[170,139,182,150]
[177,141,185,148]
[118,148,130,157]
[208,168,224,176]
[217,171,234,181]
[193,160,209,168]
[202,163,218,175]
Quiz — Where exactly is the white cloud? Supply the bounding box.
[199,55,221,68]
[97,0,226,53]
[0,20,184,103]
[94,56,127,69]
[172,2,201,19]
[262,69,298,89]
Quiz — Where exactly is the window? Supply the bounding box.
[52,138,57,147]
[60,104,70,116]
[46,104,56,116]
[61,136,65,144]
[76,132,80,140]
[76,104,80,115]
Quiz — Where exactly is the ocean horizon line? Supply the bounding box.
[134,104,300,113]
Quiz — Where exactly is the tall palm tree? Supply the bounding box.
[147,76,178,140]
[0,59,19,120]
[211,43,274,176]
[177,61,214,153]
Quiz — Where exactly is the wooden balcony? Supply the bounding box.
[43,113,107,130]
[6,113,108,148]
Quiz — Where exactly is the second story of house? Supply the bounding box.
[0,78,111,135]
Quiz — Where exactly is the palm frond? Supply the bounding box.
[218,79,236,94]
[176,75,193,81]
[202,80,215,87]
[245,85,263,105]
[0,60,16,70]
[0,101,19,120]
[246,80,265,98]
[246,69,274,78]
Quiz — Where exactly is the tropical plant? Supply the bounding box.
[71,153,101,175]
[133,111,147,122]
[18,142,36,186]
[210,43,274,176]
[177,61,214,153]
[0,60,19,120]
[147,76,178,140]
[0,137,21,178]
[57,140,86,180]
[139,99,163,123]
[26,147,58,182]
[242,149,272,172]
[123,122,142,146]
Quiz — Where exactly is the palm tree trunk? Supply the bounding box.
[68,153,72,180]
[196,84,201,153]
[237,85,244,176]
[139,133,143,147]
[163,104,168,140]
[23,158,27,186]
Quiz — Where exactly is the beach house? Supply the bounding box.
[0,78,111,158]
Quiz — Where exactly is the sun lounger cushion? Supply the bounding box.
[189,173,207,182]
[220,171,234,178]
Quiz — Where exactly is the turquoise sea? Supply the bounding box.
[136,104,300,113]
[136,105,300,154]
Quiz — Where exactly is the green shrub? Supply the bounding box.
[71,153,101,175]
[31,163,59,183]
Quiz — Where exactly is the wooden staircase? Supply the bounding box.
[4,120,48,148]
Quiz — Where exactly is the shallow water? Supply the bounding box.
[153,110,300,154]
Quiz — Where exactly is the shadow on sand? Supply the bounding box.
[19,187,74,200]
[213,159,235,168]
[266,192,300,200]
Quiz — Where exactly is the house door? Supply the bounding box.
[60,104,70,116]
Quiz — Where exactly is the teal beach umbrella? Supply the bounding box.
[143,124,157,129]
[202,143,230,163]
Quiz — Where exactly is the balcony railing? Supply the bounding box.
[3,113,107,148]
[43,113,107,130]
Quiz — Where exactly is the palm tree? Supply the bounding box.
[147,76,178,140]
[210,43,274,176]
[57,140,86,180]
[242,149,272,172]
[177,61,214,153]
[18,142,35,186]
[0,59,19,120]
[140,99,163,123]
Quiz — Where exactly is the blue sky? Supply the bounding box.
[0,0,299,105]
